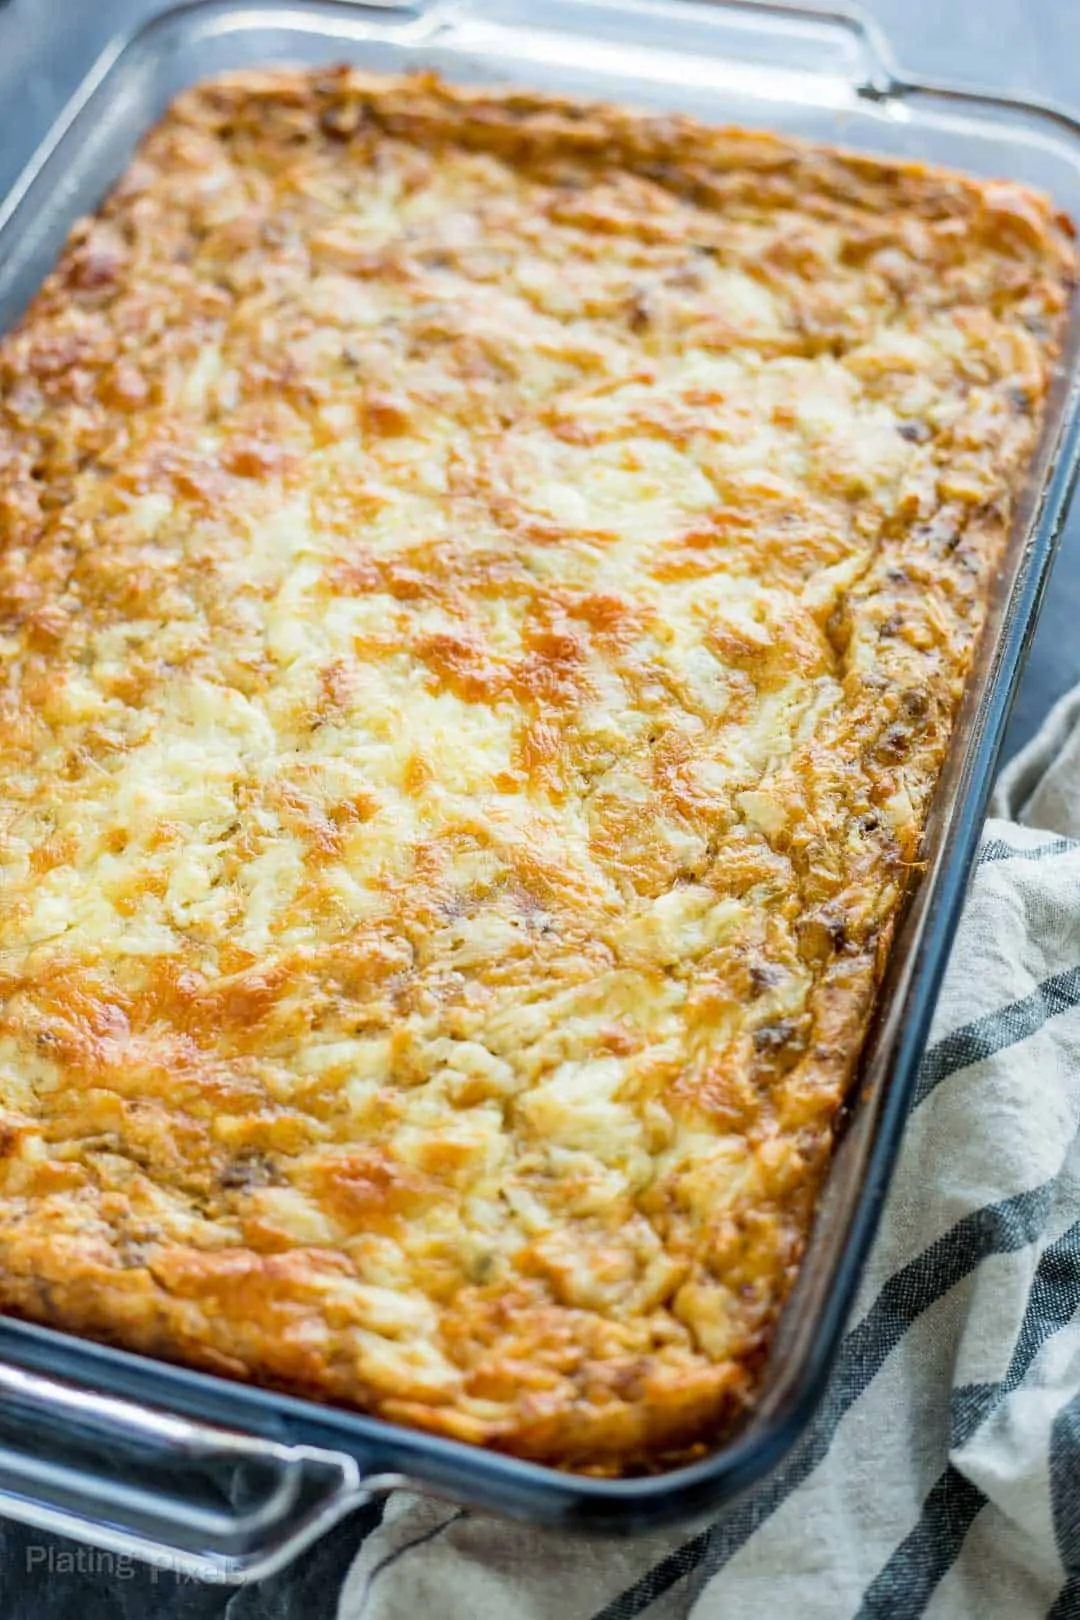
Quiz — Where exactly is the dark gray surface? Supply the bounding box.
[0,1,1077,1614]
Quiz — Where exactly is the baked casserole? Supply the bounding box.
[0,68,1072,1475]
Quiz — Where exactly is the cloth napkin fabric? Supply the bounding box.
[330,684,1080,1620]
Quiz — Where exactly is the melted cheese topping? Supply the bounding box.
[0,69,1071,1471]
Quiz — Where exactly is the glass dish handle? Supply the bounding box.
[0,1357,374,1583]
[443,0,903,100]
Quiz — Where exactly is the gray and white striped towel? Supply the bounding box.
[332,682,1080,1620]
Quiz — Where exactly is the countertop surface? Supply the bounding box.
[0,1,1078,1615]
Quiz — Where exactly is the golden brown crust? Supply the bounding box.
[0,67,1072,1473]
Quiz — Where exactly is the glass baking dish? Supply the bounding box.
[0,0,1078,1583]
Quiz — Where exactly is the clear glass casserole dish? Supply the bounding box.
[0,0,1078,1583]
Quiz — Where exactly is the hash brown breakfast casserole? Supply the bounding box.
[0,68,1073,1472]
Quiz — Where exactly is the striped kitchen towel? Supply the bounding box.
[334,685,1080,1620]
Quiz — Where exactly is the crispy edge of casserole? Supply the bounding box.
[0,68,1073,1475]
